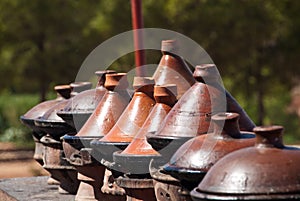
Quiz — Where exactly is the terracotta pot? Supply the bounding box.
[163,112,255,190]
[147,64,255,162]
[62,73,130,201]
[147,64,224,162]
[191,125,300,201]
[57,70,116,130]
[62,73,131,165]
[152,40,195,99]
[91,77,155,163]
[34,100,76,140]
[20,84,71,138]
[113,85,177,175]
[20,84,71,172]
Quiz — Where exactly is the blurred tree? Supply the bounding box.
[0,0,300,140]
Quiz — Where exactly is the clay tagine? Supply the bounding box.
[62,73,130,201]
[57,70,116,130]
[147,64,255,162]
[34,82,93,139]
[91,76,156,164]
[20,84,71,165]
[113,84,177,175]
[152,40,196,99]
[191,125,300,201]
[164,112,255,190]
[35,82,92,194]
[112,85,177,201]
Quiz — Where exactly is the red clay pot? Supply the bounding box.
[113,84,177,175]
[57,70,116,130]
[164,112,255,190]
[91,77,156,163]
[62,73,130,201]
[147,64,255,162]
[191,125,300,201]
[20,84,72,138]
[152,40,195,99]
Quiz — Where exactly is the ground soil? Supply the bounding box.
[0,142,49,179]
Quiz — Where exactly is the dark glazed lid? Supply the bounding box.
[191,125,300,200]
[54,84,72,99]
[163,113,255,189]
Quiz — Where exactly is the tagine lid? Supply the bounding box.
[165,113,255,173]
[192,125,300,200]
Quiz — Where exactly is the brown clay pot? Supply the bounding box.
[57,70,116,130]
[20,84,72,138]
[91,77,156,163]
[62,73,130,201]
[152,40,196,99]
[163,112,255,190]
[191,125,300,201]
[147,64,225,162]
[20,84,71,167]
[147,64,255,162]
[113,85,177,175]
[34,99,76,140]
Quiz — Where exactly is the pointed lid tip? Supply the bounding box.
[193,64,219,81]
[161,40,179,54]
[212,112,239,121]
[105,73,128,89]
[133,77,155,89]
[154,84,177,98]
[253,125,283,133]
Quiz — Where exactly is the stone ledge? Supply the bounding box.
[0,176,75,201]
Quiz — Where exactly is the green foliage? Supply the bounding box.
[0,92,39,144]
[0,0,300,145]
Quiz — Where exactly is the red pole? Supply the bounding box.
[131,0,146,76]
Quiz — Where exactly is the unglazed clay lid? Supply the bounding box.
[161,40,179,55]
[104,73,128,91]
[193,64,220,82]
[154,84,177,106]
[191,125,300,200]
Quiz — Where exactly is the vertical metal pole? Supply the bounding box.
[131,0,146,76]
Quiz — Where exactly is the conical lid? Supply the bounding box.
[152,40,195,99]
[192,125,300,200]
[20,84,71,136]
[98,77,155,143]
[164,113,255,188]
[112,85,177,175]
[73,73,130,138]
[120,84,177,155]
[57,71,116,129]
[150,64,225,139]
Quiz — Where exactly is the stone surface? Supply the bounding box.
[0,176,75,201]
